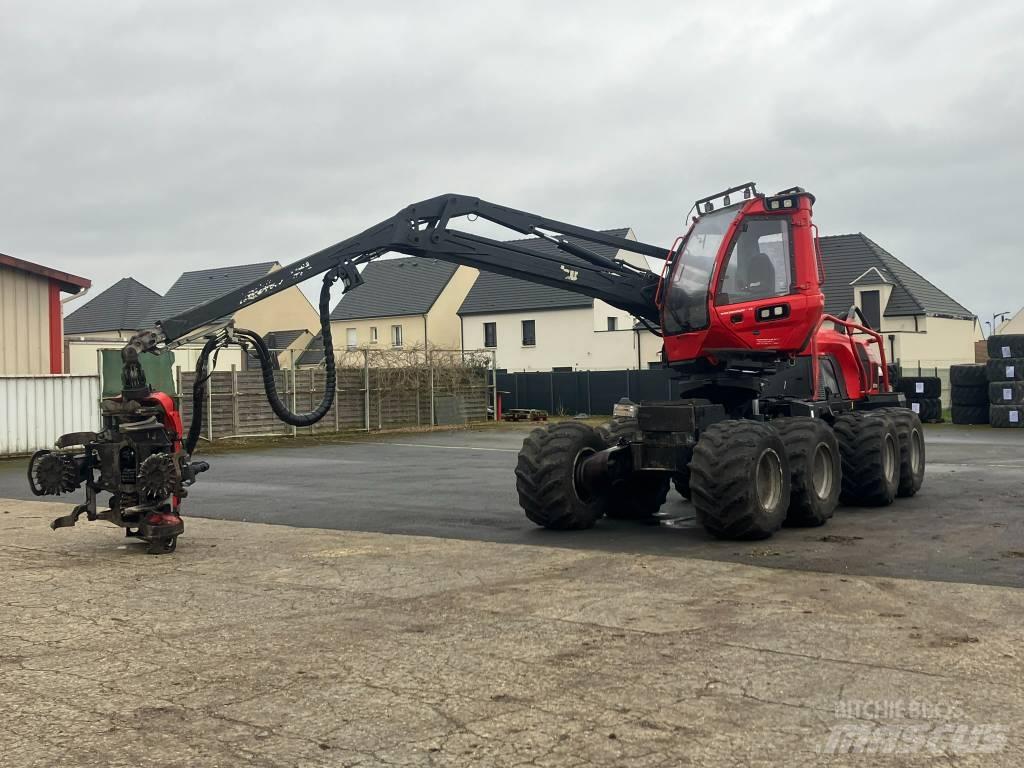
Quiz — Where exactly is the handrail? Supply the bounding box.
[655,235,685,310]
[818,313,889,396]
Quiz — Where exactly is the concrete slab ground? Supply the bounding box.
[2,498,1022,766]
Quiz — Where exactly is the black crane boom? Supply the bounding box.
[148,194,665,348]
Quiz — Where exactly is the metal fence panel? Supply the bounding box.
[0,375,101,456]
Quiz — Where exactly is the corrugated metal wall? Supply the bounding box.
[0,263,52,375]
[0,375,100,455]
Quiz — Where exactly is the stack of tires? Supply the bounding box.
[987,334,1024,429]
[949,364,990,424]
[896,375,942,423]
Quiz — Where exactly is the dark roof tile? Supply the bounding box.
[64,277,162,334]
[330,258,458,321]
[820,234,973,319]
[142,262,277,328]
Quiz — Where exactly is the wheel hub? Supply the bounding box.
[811,443,834,500]
[755,448,784,511]
[909,428,923,476]
[883,434,897,483]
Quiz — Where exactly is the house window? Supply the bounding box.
[860,290,881,330]
[483,322,497,348]
[606,317,617,331]
[521,319,536,347]
[346,328,357,350]
[370,326,378,344]
[391,324,403,347]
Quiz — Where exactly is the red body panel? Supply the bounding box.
[659,190,887,402]
[142,390,183,510]
[662,196,824,363]
[48,282,63,374]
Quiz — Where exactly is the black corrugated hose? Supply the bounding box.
[184,271,339,455]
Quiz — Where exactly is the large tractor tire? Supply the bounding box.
[949,364,988,387]
[771,417,840,527]
[599,418,670,521]
[515,422,608,530]
[987,334,1024,359]
[898,376,940,399]
[990,405,1024,428]
[986,358,1024,382]
[950,385,989,407]
[833,412,900,506]
[909,397,942,423]
[871,407,925,497]
[951,404,990,425]
[989,381,1024,405]
[689,420,791,540]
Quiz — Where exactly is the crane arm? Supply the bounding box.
[140,193,664,353]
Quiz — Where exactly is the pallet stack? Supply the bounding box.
[987,334,1024,429]
[949,364,989,424]
[896,374,943,423]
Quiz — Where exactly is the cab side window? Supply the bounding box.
[715,219,793,306]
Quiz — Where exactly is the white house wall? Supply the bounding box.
[465,306,652,371]
[887,315,982,366]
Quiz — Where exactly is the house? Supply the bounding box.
[995,307,1024,336]
[328,259,479,353]
[65,262,320,377]
[458,228,659,371]
[243,329,314,370]
[818,234,980,366]
[142,261,319,337]
[137,261,321,375]
[64,277,161,340]
[0,252,90,375]
[63,277,162,374]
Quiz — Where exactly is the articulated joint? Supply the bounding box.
[575,444,632,498]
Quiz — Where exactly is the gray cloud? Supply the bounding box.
[2,0,1021,328]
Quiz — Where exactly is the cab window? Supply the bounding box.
[715,218,794,306]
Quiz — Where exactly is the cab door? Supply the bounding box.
[710,216,809,353]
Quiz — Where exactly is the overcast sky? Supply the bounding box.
[2,1,1021,331]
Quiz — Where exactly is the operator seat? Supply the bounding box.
[741,251,776,300]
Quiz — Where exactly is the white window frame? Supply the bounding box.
[391,324,403,348]
[346,327,358,351]
[370,326,378,344]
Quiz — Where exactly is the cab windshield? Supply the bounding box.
[662,206,739,334]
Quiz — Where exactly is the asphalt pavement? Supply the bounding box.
[3,424,1023,587]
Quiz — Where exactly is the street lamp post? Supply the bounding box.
[991,311,1011,336]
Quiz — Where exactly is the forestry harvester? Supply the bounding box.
[29,183,924,552]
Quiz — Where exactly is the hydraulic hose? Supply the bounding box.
[185,335,221,455]
[184,271,339,455]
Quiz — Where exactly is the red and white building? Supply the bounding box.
[0,253,90,375]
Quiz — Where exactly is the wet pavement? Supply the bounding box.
[3,424,1023,588]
